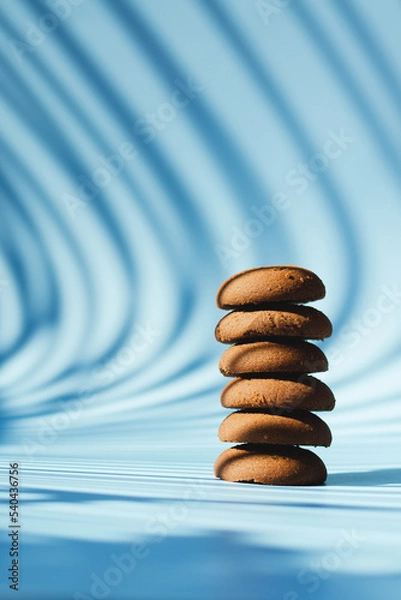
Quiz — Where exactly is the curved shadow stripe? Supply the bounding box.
[197,0,363,338]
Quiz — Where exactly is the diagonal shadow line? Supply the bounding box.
[19,0,220,259]
[333,0,401,122]
[202,0,401,386]
[10,0,293,399]
[0,138,97,368]
[0,8,205,379]
[0,12,199,399]
[196,0,363,342]
[0,50,139,371]
[102,0,294,257]
[18,0,227,359]
[314,0,401,389]
[0,176,60,345]
[292,2,401,183]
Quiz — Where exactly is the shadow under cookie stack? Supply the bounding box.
[214,266,335,486]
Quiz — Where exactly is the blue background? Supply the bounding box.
[1,1,401,598]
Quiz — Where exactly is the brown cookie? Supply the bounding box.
[214,444,327,485]
[218,410,332,446]
[215,305,332,343]
[216,266,325,309]
[219,340,328,376]
[221,375,335,411]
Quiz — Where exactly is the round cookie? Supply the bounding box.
[219,340,328,376]
[218,410,332,446]
[215,305,332,343]
[216,266,325,309]
[221,375,335,411]
[214,444,327,485]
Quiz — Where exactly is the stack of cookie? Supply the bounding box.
[214,266,335,486]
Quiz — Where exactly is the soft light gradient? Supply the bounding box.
[0,1,401,598]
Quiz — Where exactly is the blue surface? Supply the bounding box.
[1,1,401,598]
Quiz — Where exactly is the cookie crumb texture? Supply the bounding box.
[218,410,332,447]
[216,266,325,309]
[219,340,328,376]
[215,305,332,343]
[221,376,335,411]
[214,445,327,486]
[214,265,334,486]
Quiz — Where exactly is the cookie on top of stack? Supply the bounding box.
[214,266,335,486]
